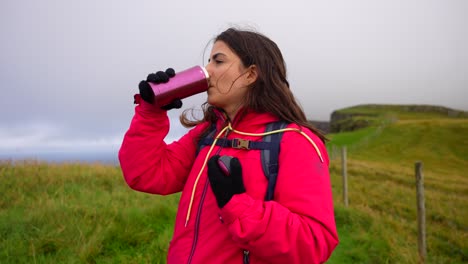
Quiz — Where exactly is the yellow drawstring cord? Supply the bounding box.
[225,123,324,163]
[184,122,323,227]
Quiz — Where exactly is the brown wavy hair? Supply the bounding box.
[180,27,326,142]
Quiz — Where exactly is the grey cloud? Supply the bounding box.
[0,0,467,154]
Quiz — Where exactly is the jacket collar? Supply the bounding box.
[212,107,279,132]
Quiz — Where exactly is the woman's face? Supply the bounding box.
[205,40,254,118]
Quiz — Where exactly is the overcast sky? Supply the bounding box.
[0,0,467,158]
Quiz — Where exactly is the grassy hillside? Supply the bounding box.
[326,104,467,263]
[1,104,467,263]
[0,162,178,263]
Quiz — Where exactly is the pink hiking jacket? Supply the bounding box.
[119,103,339,264]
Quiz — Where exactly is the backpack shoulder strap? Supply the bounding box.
[197,123,217,155]
[262,121,289,201]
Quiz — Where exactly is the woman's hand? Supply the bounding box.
[135,68,182,110]
[207,155,246,208]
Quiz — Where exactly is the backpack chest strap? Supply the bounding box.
[197,121,289,202]
[200,137,275,150]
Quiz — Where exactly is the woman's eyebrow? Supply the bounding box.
[209,53,226,61]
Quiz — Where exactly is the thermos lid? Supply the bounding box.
[200,66,209,80]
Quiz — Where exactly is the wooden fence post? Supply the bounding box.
[341,146,348,207]
[415,161,427,263]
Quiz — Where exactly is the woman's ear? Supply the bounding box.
[245,65,258,85]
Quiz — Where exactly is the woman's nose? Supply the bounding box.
[205,63,213,76]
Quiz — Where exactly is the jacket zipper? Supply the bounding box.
[243,250,250,264]
[186,180,210,264]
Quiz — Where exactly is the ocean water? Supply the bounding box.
[0,150,119,165]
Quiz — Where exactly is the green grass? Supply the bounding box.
[0,161,179,263]
[1,105,467,263]
[325,107,468,264]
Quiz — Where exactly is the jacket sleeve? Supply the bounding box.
[118,103,206,195]
[220,125,339,264]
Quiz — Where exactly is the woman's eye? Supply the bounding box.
[214,60,223,64]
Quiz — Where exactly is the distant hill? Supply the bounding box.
[329,104,468,133]
[308,120,330,134]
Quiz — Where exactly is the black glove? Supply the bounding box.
[137,68,182,110]
[207,155,246,208]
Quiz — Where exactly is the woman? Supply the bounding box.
[119,27,338,264]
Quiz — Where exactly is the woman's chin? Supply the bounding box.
[206,95,217,106]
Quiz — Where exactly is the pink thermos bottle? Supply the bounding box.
[148,66,210,107]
